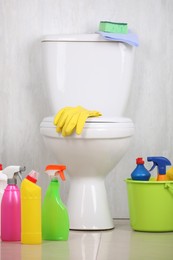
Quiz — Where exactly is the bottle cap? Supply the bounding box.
[26,170,39,183]
[7,178,17,185]
[136,158,144,164]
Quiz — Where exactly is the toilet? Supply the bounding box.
[40,34,135,230]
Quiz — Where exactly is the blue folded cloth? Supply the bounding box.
[98,30,139,47]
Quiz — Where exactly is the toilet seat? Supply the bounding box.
[40,116,134,139]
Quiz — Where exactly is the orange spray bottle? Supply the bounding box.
[147,156,171,181]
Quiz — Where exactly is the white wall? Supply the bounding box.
[0,0,173,218]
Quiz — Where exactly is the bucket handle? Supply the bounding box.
[164,183,173,191]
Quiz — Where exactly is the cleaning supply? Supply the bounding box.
[131,157,151,181]
[147,156,171,181]
[126,178,173,232]
[98,30,139,47]
[166,166,173,180]
[1,166,25,241]
[42,165,69,240]
[21,170,42,244]
[99,21,128,34]
[54,106,102,136]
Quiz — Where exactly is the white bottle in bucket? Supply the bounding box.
[0,164,7,237]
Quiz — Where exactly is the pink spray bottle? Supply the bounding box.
[1,166,25,241]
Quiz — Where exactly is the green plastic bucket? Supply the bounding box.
[126,178,173,232]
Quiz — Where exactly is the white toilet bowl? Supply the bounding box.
[40,116,134,230]
[40,33,136,229]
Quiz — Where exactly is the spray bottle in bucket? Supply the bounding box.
[42,165,69,240]
[1,166,25,241]
[147,156,171,181]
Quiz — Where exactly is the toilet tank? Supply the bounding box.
[42,34,135,117]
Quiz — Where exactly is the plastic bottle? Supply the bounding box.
[42,165,69,240]
[131,158,151,181]
[166,166,173,180]
[21,170,42,244]
[147,156,171,181]
[0,164,7,237]
[1,166,25,241]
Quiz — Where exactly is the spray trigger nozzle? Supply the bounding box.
[147,156,171,175]
[45,165,66,181]
[2,166,26,184]
[55,170,65,181]
[17,166,26,181]
[149,162,157,172]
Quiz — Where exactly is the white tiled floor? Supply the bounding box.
[1,219,173,260]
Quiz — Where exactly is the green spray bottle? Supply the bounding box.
[42,165,69,240]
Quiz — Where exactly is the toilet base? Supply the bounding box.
[67,177,114,230]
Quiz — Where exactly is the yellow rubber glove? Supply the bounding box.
[54,106,102,136]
